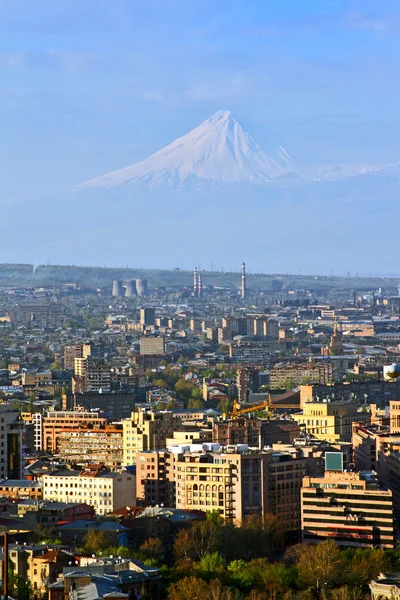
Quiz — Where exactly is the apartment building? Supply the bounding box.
[20,370,52,388]
[71,391,136,419]
[236,367,262,403]
[172,445,306,534]
[122,410,181,466]
[300,381,400,408]
[139,336,166,356]
[8,300,64,327]
[74,357,111,392]
[56,424,124,469]
[229,341,272,365]
[42,465,135,515]
[64,343,91,370]
[40,410,106,452]
[0,479,42,500]
[301,469,394,548]
[0,406,26,479]
[292,401,370,443]
[136,450,175,506]
[212,418,300,448]
[270,362,333,388]
[352,422,399,474]
[140,308,155,326]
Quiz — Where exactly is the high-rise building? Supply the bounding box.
[174,445,306,532]
[122,410,181,466]
[140,307,155,326]
[0,406,25,479]
[236,367,261,403]
[64,343,91,370]
[301,466,394,548]
[139,336,165,356]
[74,357,111,392]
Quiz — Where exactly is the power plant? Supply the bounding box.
[112,280,124,297]
[136,279,149,297]
[125,280,137,297]
[241,262,246,299]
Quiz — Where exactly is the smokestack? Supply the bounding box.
[241,262,246,299]
[125,280,137,297]
[198,273,203,297]
[112,280,123,297]
[193,267,198,296]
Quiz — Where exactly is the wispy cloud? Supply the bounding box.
[0,49,104,73]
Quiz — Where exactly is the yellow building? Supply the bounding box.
[292,401,370,443]
[122,410,181,466]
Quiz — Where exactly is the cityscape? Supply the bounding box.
[2,0,400,599]
[0,264,399,598]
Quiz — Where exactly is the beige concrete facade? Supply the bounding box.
[122,410,181,466]
[42,467,135,516]
[292,401,370,442]
[301,470,394,548]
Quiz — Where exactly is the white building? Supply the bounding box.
[32,412,43,451]
[42,466,135,515]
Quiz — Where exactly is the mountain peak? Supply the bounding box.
[78,110,293,190]
[207,109,232,122]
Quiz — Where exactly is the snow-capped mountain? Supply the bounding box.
[4,109,400,273]
[77,109,294,190]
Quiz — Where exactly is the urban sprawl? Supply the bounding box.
[0,265,400,599]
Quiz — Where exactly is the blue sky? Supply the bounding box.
[1,0,400,205]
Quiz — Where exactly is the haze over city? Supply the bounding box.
[1,1,400,273]
[3,3,400,599]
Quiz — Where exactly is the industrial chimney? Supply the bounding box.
[198,273,203,297]
[193,267,198,296]
[241,262,246,299]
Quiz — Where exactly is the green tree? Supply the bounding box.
[81,528,113,554]
[296,540,343,590]
[174,521,220,564]
[139,537,164,564]
[199,552,226,573]
[283,378,294,391]
[168,577,239,600]
[188,397,206,409]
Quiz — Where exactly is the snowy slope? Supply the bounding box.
[77,110,293,190]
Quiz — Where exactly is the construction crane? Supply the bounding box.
[224,396,270,419]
